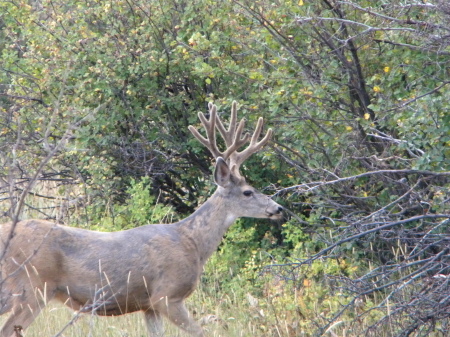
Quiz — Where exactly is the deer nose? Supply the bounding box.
[276,206,283,214]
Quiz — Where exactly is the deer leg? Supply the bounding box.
[0,297,45,337]
[0,279,55,337]
[158,301,204,337]
[143,310,164,337]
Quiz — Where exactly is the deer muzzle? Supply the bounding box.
[266,201,284,220]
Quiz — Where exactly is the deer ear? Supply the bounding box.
[214,157,231,187]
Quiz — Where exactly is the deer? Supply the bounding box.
[0,101,283,337]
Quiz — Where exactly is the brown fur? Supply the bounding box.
[0,159,283,337]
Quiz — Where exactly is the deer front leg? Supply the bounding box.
[155,300,204,337]
[143,310,164,337]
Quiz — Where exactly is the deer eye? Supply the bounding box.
[243,190,253,197]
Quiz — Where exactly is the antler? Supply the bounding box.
[189,101,272,173]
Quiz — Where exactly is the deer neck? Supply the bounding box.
[176,188,237,265]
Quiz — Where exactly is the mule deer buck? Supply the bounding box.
[0,101,283,337]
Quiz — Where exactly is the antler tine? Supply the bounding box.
[231,117,273,169]
[216,101,239,145]
[216,101,250,161]
[220,119,250,161]
[188,103,222,159]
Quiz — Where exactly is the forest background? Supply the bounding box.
[1,0,450,336]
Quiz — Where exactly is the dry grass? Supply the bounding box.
[10,306,150,337]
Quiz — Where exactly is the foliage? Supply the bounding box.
[86,177,175,231]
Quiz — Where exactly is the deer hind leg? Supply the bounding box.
[155,300,204,337]
[0,291,13,316]
[0,281,55,337]
[143,310,164,337]
[0,296,45,337]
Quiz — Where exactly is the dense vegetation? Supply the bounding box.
[1,0,449,336]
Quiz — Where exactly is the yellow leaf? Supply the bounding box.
[346,126,353,131]
[205,78,211,85]
[364,113,371,120]
[299,0,304,5]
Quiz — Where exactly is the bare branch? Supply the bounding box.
[275,169,450,195]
